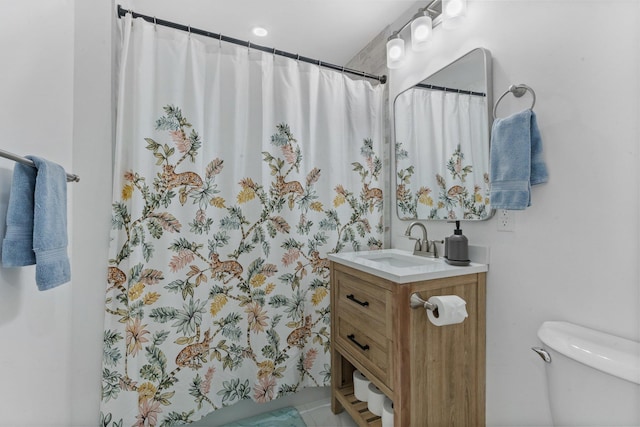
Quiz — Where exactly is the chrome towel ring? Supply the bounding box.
[493,84,536,119]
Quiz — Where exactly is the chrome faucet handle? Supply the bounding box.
[429,240,444,258]
[407,236,422,252]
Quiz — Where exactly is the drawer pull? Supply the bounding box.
[347,334,370,351]
[346,294,369,307]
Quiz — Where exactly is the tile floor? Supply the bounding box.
[296,398,358,427]
[190,387,359,426]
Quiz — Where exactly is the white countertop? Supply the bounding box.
[328,249,488,284]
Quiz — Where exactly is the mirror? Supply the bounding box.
[394,48,493,220]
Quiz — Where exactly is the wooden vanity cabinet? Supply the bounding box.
[330,262,486,427]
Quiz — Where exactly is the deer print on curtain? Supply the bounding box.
[101,106,383,426]
[396,141,490,219]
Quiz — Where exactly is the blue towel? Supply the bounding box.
[2,162,37,266]
[490,109,548,210]
[2,156,70,290]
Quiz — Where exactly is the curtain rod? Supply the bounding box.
[414,83,486,97]
[0,148,79,183]
[116,5,387,84]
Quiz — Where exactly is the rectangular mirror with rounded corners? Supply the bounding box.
[394,47,493,220]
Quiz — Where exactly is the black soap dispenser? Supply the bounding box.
[445,221,470,266]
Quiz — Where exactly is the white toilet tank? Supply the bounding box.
[536,321,640,426]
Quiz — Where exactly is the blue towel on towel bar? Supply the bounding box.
[490,109,548,210]
[2,156,70,290]
[2,162,37,266]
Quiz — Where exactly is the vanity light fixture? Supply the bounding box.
[386,0,468,69]
[410,10,433,52]
[386,32,406,69]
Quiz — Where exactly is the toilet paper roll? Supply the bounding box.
[353,370,370,402]
[427,295,468,326]
[382,397,394,427]
[367,383,385,416]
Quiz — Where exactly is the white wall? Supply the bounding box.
[388,1,640,425]
[0,1,75,426]
[70,0,113,424]
[0,1,113,426]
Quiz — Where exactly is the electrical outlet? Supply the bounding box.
[497,209,514,232]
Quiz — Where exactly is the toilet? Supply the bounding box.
[534,321,640,426]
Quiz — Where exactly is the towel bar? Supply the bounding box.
[0,148,79,182]
[493,84,536,119]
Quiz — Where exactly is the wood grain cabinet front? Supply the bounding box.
[330,261,486,427]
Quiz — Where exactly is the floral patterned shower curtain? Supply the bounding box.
[395,89,489,220]
[100,15,384,427]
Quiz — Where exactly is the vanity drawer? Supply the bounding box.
[335,315,392,387]
[335,272,392,338]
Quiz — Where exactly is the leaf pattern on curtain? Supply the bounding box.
[396,141,489,220]
[101,105,383,426]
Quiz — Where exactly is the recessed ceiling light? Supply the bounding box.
[252,27,268,37]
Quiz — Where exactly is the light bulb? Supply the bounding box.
[414,25,430,40]
[446,0,464,17]
[442,0,467,29]
[386,37,405,69]
[411,14,432,51]
[388,45,402,60]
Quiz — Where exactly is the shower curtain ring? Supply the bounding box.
[296,54,300,62]
[218,33,222,47]
[188,25,191,37]
[247,41,251,53]
[153,16,157,30]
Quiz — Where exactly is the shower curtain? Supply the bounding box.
[101,15,384,426]
[395,88,489,219]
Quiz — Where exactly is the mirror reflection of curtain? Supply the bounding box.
[101,15,384,426]
[395,89,490,219]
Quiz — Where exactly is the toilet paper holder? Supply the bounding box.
[410,293,438,316]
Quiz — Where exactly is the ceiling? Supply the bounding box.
[121,0,423,66]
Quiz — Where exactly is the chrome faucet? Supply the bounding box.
[404,221,440,258]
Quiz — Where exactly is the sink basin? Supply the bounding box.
[356,251,435,268]
[328,249,488,283]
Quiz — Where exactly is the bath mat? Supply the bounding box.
[221,406,307,427]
